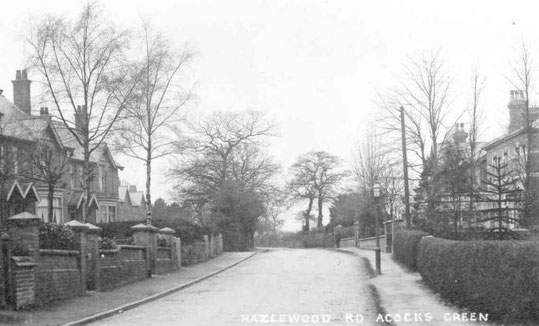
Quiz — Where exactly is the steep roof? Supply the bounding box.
[129,191,145,207]
[51,121,122,168]
[0,95,25,120]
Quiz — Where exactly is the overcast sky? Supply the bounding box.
[1,0,538,230]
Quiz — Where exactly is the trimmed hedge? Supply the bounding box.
[302,232,334,248]
[417,237,539,323]
[392,230,429,271]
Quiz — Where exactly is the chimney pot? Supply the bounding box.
[15,70,21,80]
[0,89,3,96]
[21,70,27,80]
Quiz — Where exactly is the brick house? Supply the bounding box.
[479,90,539,227]
[0,69,123,225]
[117,185,147,222]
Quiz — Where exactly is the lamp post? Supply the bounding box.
[373,181,382,275]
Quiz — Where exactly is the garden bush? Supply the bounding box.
[392,230,429,271]
[98,221,142,240]
[416,237,539,323]
[98,237,118,250]
[153,218,206,245]
[39,222,77,250]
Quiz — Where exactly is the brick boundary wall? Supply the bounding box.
[35,250,81,305]
[2,213,222,309]
[97,245,148,291]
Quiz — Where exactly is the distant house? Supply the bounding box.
[479,90,539,227]
[117,185,147,222]
[0,69,123,225]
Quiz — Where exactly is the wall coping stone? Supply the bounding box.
[119,245,146,250]
[99,244,147,255]
[39,249,79,256]
[65,220,90,232]
[359,235,386,241]
[11,256,37,267]
[157,246,171,251]
[85,223,102,233]
[383,219,404,225]
[131,223,159,232]
[7,212,40,226]
[159,227,175,235]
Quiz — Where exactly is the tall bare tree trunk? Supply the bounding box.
[305,197,314,231]
[48,184,55,223]
[317,190,323,228]
[83,142,90,223]
[146,143,152,225]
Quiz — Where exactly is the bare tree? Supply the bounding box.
[170,110,278,250]
[27,2,139,222]
[287,151,344,229]
[174,110,274,190]
[30,142,72,222]
[352,131,403,223]
[286,159,317,231]
[508,42,536,227]
[466,69,486,224]
[378,52,452,171]
[113,22,195,225]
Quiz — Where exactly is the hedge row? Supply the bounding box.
[392,230,429,271]
[417,237,539,322]
[302,233,334,248]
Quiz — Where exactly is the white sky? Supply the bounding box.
[1,0,538,230]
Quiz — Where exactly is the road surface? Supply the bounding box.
[91,249,379,326]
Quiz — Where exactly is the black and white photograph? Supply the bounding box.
[0,0,538,325]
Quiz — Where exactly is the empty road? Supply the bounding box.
[91,249,379,326]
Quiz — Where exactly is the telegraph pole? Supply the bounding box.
[400,106,411,228]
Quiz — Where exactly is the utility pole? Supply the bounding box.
[400,106,411,228]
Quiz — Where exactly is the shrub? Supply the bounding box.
[417,237,539,323]
[392,230,429,271]
[153,218,206,245]
[39,222,77,250]
[97,221,143,240]
[302,232,334,248]
[99,237,118,250]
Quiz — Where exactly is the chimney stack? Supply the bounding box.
[12,69,32,115]
[129,185,137,192]
[74,105,88,131]
[40,107,49,116]
[453,122,468,148]
[508,89,529,133]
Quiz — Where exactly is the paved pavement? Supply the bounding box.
[0,252,255,326]
[89,249,380,326]
[339,247,487,326]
